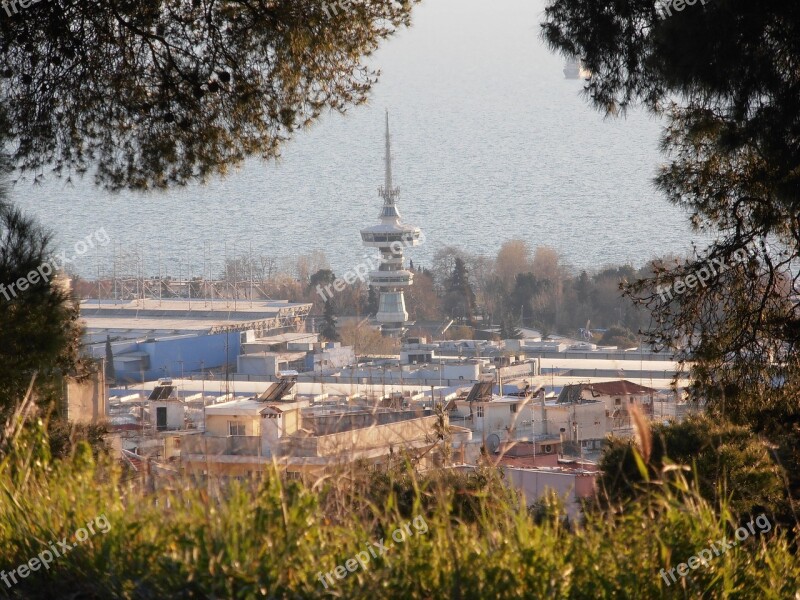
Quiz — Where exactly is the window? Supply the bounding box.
[629,398,635,404]
[228,421,246,436]
[156,406,167,431]
[615,398,621,406]
[510,404,518,413]
[476,406,484,418]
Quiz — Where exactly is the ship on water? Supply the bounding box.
[563,57,591,80]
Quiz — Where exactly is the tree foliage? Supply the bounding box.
[104,335,116,386]
[499,309,522,340]
[509,272,547,328]
[308,268,336,293]
[0,183,87,422]
[442,257,476,323]
[366,285,379,316]
[542,0,800,421]
[599,415,787,522]
[0,0,419,190]
[340,319,398,356]
[320,297,340,342]
[599,325,637,348]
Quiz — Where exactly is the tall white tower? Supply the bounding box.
[360,112,422,336]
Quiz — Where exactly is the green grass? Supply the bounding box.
[0,430,798,599]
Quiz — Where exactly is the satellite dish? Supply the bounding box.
[486,433,500,454]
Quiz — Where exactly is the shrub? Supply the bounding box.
[0,426,798,599]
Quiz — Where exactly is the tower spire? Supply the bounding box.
[379,110,400,215]
[384,110,393,193]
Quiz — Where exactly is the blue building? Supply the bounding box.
[81,298,312,384]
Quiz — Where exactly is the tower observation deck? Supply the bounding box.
[360,112,423,336]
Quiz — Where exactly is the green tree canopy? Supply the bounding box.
[499,309,522,340]
[599,415,787,522]
[308,268,336,292]
[320,297,340,343]
[599,326,638,348]
[509,272,547,328]
[443,257,476,323]
[0,0,418,190]
[0,183,87,423]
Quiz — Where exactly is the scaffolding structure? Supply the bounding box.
[88,242,281,308]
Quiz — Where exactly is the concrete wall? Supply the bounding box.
[238,354,282,377]
[206,414,260,437]
[165,435,183,460]
[453,400,545,437]
[183,434,261,456]
[341,364,481,384]
[502,467,596,515]
[498,443,560,463]
[150,400,184,430]
[282,414,439,457]
[309,346,356,372]
[282,409,299,436]
[530,350,673,361]
[545,402,607,442]
[63,371,106,424]
[303,409,433,436]
[579,390,653,413]
[497,360,539,378]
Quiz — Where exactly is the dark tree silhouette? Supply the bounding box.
[104,336,116,386]
[366,285,379,316]
[0,0,419,190]
[0,178,87,424]
[543,1,800,421]
[443,257,476,324]
[320,297,340,342]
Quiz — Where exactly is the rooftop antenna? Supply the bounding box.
[378,109,400,216]
[249,242,254,308]
[96,247,101,308]
[187,254,192,311]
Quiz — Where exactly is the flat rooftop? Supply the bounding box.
[80,298,312,333]
[205,398,308,416]
[82,298,308,311]
[250,332,318,344]
[110,379,442,399]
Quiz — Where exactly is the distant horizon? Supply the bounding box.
[10,0,702,280]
